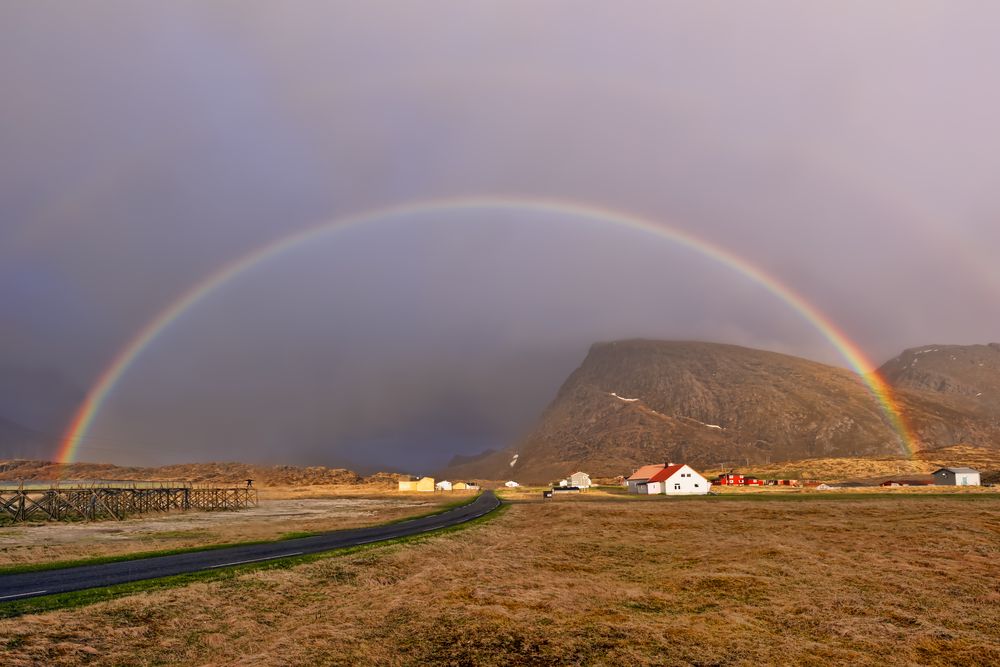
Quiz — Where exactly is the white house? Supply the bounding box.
[504,480,520,488]
[932,467,981,486]
[435,480,453,491]
[627,463,711,495]
[569,471,592,489]
[626,464,668,494]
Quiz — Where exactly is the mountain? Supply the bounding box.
[879,343,1000,446]
[442,340,914,483]
[880,343,1000,408]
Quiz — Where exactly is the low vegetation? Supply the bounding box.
[0,490,460,568]
[3,493,999,665]
[739,444,1000,483]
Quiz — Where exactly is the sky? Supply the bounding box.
[2,1,999,473]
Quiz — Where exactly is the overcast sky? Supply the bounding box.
[2,2,999,472]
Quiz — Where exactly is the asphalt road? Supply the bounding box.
[0,490,501,602]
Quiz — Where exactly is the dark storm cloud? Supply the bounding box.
[2,2,999,470]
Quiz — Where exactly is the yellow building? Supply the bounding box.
[452,482,480,491]
[398,476,435,492]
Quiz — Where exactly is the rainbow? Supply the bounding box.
[58,196,918,463]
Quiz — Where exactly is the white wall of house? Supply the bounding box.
[957,472,980,486]
[662,466,711,495]
[646,481,663,494]
[569,472,592,488]
[435,480,453,491]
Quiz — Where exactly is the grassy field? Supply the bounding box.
[735,444,1000,483]
[2,492,999,665]
[0,490,463,568]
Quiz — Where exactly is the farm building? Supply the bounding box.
[932,467,981,486]
[626,464,668,493]
[435,480,453,491]
[650,464,710,495]
[627,463,711,495]
[398,476,436,492]
[715,472,765,486]
[504,480,520,488]
[569,471,592,489]
[880,478,934,487]
[453,482,480,491]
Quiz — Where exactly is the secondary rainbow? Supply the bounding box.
[58,196,918,463]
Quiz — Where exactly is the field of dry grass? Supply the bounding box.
[3,492,999,665]
[0,489,460,567]
[720,444,1000,483]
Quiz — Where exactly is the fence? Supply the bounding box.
[0,481,257,522]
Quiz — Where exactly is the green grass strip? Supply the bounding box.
[0,500,505,619]
[0,492,482,577]
[516,491,1000,504]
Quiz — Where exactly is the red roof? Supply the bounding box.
[647,464,685,483]
[627,464,666,481]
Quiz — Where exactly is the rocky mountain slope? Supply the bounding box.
[442,340,1000,483]
[880,343,1000,447]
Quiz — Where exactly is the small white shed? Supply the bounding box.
[932,467,981,486]
[435,480,453,491]
[504,480,520,488]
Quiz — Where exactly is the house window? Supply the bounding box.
[694,483,699,487]
[674,483,681,490]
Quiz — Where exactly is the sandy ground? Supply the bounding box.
[0,492,457,567]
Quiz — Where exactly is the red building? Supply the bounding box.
[715,472,765,486]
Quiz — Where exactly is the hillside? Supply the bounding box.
[880,343,1000,447]
[443,340,910,483]
[880,343,1000,404]
[0,459,403,488]
[734,445,1000,484]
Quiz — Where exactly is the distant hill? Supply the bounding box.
[441,340,1000,484]
[0,459,403,488]
[880,343,1000,412]
[880,343,1000,447]
[443,340,907,482]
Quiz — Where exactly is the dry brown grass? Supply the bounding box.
[730,444,1000,483]
[0,490,458,567]
[3,494,999,666]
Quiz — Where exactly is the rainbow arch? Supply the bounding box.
[58,196,918,463]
